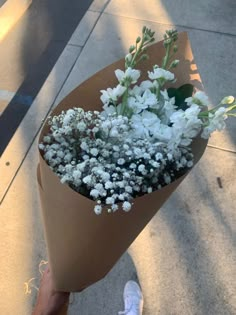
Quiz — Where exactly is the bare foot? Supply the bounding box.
[32,267,70,315]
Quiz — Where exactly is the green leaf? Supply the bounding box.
[167,84,194,110]
[167,87,177,99]
[178,84,194,99]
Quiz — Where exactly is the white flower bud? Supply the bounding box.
[221,96,234,105]
[122,201,132,212]
[117,158,125,165]
[94,205,102,215]
[125,53,132,62]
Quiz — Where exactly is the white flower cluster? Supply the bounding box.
[40,106,195,214]
[40,29,235,215]
[40,76,231,216]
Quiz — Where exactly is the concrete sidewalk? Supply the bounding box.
[0,0,235,314]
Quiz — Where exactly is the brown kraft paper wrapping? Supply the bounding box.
[37,32,208,291]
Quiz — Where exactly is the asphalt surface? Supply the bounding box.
[0,0,93,156]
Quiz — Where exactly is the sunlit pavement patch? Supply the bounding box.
[0,0,32,41]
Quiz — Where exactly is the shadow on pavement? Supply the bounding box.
[0,0,93,155]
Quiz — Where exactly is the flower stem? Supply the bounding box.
[120,85,129,115]
[162,44,170,69]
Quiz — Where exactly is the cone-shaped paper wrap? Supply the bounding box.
[38,33,207,291]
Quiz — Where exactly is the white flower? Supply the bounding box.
[101,172,110,181]
[90,189,100,198]
[147,187,153,193]
[117,158,125,165]
[110,127,119,137]
[111,204,119,211]
[148,66,174,81]
[186,91,209,106]
[105,181,113,189]
[155,153,163,161]
[140,80,156,91]
[80,141,88,151]
[131,110,160,138]
[39,143,45,150]
[92,127,99,133]
[114,69,126,82]
[137,89,158,109]
[95,183,105,192]
[65,164,73,173]
[133,147,142,157]
[143,152,151,159]
[131,115,149,138]
[141,110,160,130]
[115,67,140,84]
[113,145,120,152]
[164,173,171,184]
[94,204,102,215]
[118,194,125,200]
[194,91,209,106]
[83,175,93,185]
[201,107,227,139]
[141,89,156,104]
[101,105,117,117]
[130,85,143,97]
[117,181,125,188]
[77,161,86,171]
[138,164,145,172]
[122,201,132,212]
[168,105,202,147]
[160,89,169,100]
[113,152,119,159]
[106,197,115,205]
[123,172,130,178]
[100,84,126,104]
[63,113,73,126]
[73,170,82,180]
[125,186,133,193]
[77,121,86,132]
[90,148,99,156]
[127,97,144,114]
[125,150,133,156]
[43,136,51,143]
[60,174,70,184]
[185,104,201,120]
[187,160,193,168]
[64,153,72,162]
[44,150,54,161]
[153,124,172,142]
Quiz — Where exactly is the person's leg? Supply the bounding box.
[118,280,143,315]
[32,267,70,315]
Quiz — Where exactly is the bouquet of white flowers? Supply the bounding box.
[37,28,235,291]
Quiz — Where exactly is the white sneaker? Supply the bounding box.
[118,280,143,315]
